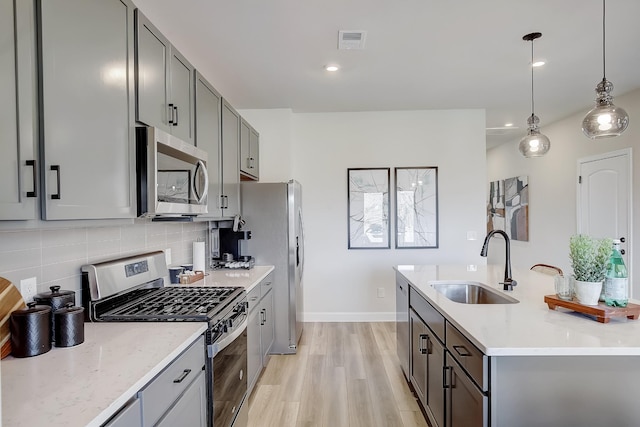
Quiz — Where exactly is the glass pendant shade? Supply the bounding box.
[582,78,629,138]
[519,114,551,157]
[520,32,549,158]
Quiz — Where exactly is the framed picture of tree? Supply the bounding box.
[395,167,439,248]
[347,168,390,249]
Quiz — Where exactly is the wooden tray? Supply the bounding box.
[179,271,205,284]
[544,294,640,323]
[1,277,27,358]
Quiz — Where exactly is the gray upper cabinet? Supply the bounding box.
[135,11,195,145]
[0,0,38,220]
[194,71,222,219]
[221,99,241,218]
[39,0,136,220]
[240,118,259,181]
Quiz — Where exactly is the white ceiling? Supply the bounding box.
[134,0,640,149]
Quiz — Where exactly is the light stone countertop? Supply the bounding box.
[180,265,274,292]
[1,322,207,427]
[398,264,640,357]
[1,265,274,427]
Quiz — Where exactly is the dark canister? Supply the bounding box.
[54,304,84,347]
[10,302,51,357]
[33,285,75,341]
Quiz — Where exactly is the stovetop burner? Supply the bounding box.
[101,286,243,322]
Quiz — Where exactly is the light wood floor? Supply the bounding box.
[247,322,429,427]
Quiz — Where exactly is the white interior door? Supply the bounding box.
[577,148,632,294]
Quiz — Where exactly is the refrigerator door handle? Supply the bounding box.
[298,207,305,281]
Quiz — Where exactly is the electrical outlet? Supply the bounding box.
[165,248,172,266]
[20,277,38,302]
[377,287,385,298]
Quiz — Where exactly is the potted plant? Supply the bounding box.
[569,234,612,305]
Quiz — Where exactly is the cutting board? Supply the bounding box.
[0,277,27,358]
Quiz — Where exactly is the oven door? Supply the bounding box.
[209,315,248,427]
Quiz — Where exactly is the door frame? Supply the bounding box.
[576,147,633,291]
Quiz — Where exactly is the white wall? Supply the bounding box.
[487,88,640,296]
[241,109,487,321]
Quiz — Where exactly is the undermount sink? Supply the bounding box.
[431,281,519,304]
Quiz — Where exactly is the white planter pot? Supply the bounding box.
[574,280,603,306]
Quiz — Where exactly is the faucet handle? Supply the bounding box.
[500,278,517,291]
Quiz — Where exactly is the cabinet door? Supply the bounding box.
[0,0,37,220]
[194,72,222,218]
[426,334,445,427]
[104,398,142,427]
[168,48,194,144]
[260,288,275,364]
[40,0,136,220]
[247,299,262,394]
[239,118,251,176]
[410,308,428,406]
[221,99,240,217]
[156,371,207,427]
[396,276,410,380]
[446,355,486,427]
[134,10,170,132]
[249,126,259,179]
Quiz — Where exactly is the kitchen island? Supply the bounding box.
[397,265,640,427]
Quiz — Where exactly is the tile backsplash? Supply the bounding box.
[0,220,208,300]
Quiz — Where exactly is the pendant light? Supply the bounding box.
[582,0,629,139]
[519,32,550,158]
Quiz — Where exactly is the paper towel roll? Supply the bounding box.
[193,241,206,272]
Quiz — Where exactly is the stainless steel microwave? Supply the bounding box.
[136,127,209,217]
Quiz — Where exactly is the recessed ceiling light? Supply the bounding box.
[325,65,339,72]
[532,60,545,67]
[504,123,514,127]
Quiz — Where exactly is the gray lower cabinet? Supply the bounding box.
[38,0,136,220]
[396,275,410,380]
[247,273,275,395]
[240,118,259,180]
[138,335,206,427]
[220,100,241,218]
[446,354,486,427]
[135,10,195,144]
[103,398,142,427]
[0,0,38,220]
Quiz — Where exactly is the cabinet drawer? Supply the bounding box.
[409,287,445,343]
[247,285,261,313]
[139,335,205,427]
[260,273,274,297]
[445,323,487,391]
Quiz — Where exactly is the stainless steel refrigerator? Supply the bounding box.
[241,180,304,354]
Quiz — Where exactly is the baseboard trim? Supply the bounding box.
[302,312,395,322]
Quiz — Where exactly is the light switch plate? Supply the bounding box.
[377,287,385,298]
[20,277,37,302]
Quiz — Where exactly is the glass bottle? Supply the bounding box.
[604,240,629,307]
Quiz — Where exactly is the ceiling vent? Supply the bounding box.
[338,30,367,50]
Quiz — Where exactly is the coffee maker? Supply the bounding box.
[209,224,253,268]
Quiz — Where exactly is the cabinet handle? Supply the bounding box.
[443,366,450,389]
[50,165,61,200]
[26,160,37,197]
[173,105,179,126]
[250,296,258,302]
[419,334,428,354]
[260,309,266,326]
[249,157,255,169]
[453,345,472,357]
[168,103,175,124]
[173,368,192,383]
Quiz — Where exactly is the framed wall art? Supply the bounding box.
[347,168,390,249]
[395,167,439,248]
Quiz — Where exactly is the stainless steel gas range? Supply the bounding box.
[82,251,248,427]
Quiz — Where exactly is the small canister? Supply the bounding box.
[33,285,76,342]
[10,302,52,357]
[54,303,85,347]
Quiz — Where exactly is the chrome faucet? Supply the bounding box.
[480,230,518,291]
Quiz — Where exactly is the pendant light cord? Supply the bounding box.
[530,38,535,116]
[602,0,606,79]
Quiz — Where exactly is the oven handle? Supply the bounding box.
[207,316,247,358]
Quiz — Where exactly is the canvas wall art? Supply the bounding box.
[487,176,529,241]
